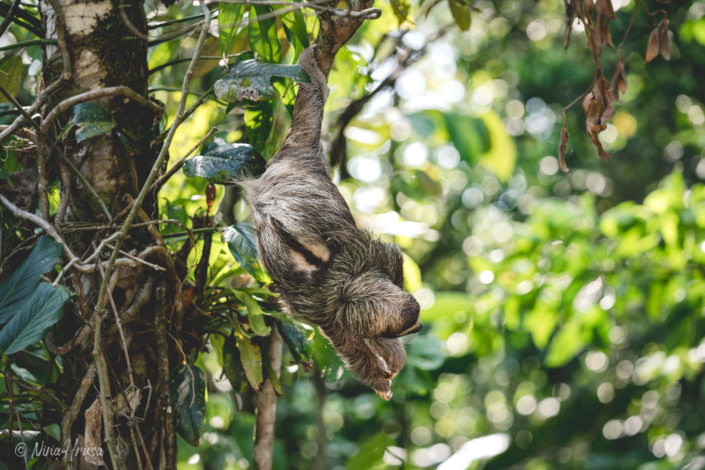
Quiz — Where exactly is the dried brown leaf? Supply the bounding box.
[596,0,616,20]
[583,75,615,162]
[584,0,595,17]
[645,28,660,62]
[611,56,628,101]
[564,0,575,50]
[559,122,570,172]
[658,18,671,60]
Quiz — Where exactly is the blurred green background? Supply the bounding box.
[4,0,705,467]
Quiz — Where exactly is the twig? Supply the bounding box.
[154,281,176,470]
[60,363,96,467]
[0,0,21,41]
[6,375,66,411]
[46,0,72,82]
[14,409,29,470]
[105,243,166,271]
[118,0,149,40]
[92,270,123,470]
[114,125,216,223]
[56,144,113,221]
[0,38,56,52]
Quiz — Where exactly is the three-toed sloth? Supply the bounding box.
[240,46,422,399]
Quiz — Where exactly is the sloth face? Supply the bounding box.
[333,240,422,339]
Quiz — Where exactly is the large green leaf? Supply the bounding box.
[245,100,274,158]
[219,3,245,57]
[222,335,250,393]
[346,432,393,470]
[276,319,310,364]
[443,113,489,165]
[0,283,69,356]
[0,235,64,323]
[449,0,471,31]
[222,223,270,284]
[65,103,116,143]
[182,141,266,184]
[214,60,310,103]
[247,5,281,63]
[169,364,206,447]
[235,329,264,391]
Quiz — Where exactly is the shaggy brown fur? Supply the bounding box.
[240,46,422,398]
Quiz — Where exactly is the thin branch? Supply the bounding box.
[105,243,166,271]
[0,37,56,53]
[0,0,21,41]
[60,363,95,468]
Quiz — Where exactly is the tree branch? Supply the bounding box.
[253,323,283,470]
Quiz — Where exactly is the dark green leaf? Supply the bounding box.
[449,0,471,31]
[70,103,116,143]
[248,5,282,63]
[222,335,250,393]
[214,59,310,103]
[0,283,69,356]
[276,319,310,364]
[219,3,245,57]
[235,330,264,391]
[222,223,270,285]
[0,235,64,323]
[169,364,206,447]
[245,100,274,158]
[182,141,266,184]
[346,432,393,470]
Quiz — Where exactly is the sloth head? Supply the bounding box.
[328,237,422,339]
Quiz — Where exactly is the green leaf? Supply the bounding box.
[0,57,23,105]
[276,319,310,364]
[182,141,266,184]
[449,0,471,31]
[232,290,271,336]
[43,424,60,441]
[219,3,245,57]
[544,323,586,367]
[169,364,206,447]
[390,0,410,25]
[148,41,176,71]
[235,329,264,391]
[214,59,310,103]
[443,113,489,165]
[0,283,69,356]
[406,335,445,371]
[275,3,309,61]
[346,432,393,470]
[222,335,250,393]
[222,223,270,285]
[245,100,274,158]
[248,5,282,63]
[70,103,116,143]
[0,235,64,323]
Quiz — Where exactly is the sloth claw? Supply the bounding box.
[376,390,393,401]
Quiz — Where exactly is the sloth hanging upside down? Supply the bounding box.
[239,46,422,400]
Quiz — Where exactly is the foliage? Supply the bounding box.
[2,0,705,467]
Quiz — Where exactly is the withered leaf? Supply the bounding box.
[611,56,627,101]
[596,0,616,21]
[564,0,575,50]
[583,75,615,162]
[658,18,670,60]
[645,28,660,63]
[584,0,595,17]
[558,122,570,173]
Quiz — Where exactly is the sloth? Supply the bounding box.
[239,46,422,399]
